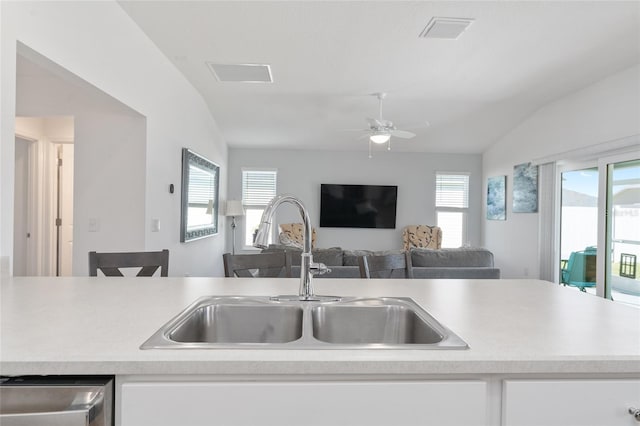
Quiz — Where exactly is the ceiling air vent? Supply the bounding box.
[419,17,474,40]
[207,63,273,83]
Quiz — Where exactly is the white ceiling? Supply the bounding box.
[118,1,640,154]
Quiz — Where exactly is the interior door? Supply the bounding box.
[13,137,32,276]
[57,143,74,276]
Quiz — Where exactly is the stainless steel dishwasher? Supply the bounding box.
[0,376,113,426]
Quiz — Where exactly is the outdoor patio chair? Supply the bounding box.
[561,248,596,291]
[620,253,637,279]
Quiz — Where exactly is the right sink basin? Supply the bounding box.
[311,297,468,348]
[312,300,444,345]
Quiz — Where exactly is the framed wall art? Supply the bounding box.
[487,175,506,221]
[513,162,538,213]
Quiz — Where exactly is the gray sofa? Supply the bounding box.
[262,245,500,279]
[408,247,500,279]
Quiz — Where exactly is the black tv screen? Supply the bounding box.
[320,184,397,229]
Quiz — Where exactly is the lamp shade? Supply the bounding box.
[225,200,244,217]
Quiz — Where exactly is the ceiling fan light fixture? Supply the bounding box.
[370,131,391,144]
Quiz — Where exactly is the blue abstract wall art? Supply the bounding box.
[487,175,506,221]
[513,162,538,213]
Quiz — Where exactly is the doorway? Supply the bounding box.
[13,117,74,277]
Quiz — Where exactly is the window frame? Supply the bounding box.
[241,168,278,250]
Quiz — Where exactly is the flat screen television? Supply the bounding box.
[320,184,397,229]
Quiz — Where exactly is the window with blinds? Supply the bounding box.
[436,174,469,208]
[241,169,277,247]
[435,173,469,248]
[242,170,277,205]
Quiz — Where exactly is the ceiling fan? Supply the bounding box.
[358,93,420,158]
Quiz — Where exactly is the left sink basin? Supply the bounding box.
[141,296,303,348]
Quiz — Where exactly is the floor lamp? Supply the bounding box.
[225,200,245,255]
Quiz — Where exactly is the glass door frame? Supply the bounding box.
[556,159,599,291]
[596,151,640,300]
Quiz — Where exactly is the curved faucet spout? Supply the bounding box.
[254,195,312,253]
[253,194,322,300]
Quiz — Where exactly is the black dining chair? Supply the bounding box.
[358,252,413,279]
[88,249,169,277]
[223,252,293,278]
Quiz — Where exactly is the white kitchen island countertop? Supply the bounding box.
[1,277,639,376]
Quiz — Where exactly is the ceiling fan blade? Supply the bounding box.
[390,129,416,139]
[358,133,372,140]
[337,128,369,132]
[401,121,431,130]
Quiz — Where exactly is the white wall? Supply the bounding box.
[483,64,640,279]
[1,1,228,277]
[228,148,483,251]
[72,112,146,274]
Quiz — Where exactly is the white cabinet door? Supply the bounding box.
[503,379,640,426]
[121,380,487,426]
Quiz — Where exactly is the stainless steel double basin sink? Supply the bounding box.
[141,296,468,350]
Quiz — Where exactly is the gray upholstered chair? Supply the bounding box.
[278,223,317,249]
[89,249,169,277]
[402,225,442,250]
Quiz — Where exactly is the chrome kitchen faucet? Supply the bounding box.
[253,194,332,301]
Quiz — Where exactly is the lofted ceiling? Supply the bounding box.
[118,1,640,154]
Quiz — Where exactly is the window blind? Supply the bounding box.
[435,174,469,208]
[242,170,277,205]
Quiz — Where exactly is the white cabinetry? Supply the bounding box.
[120,380,487,426]
[503,379,640,426]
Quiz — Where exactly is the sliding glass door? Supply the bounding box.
[603,159,639,307]
[558,154,639,308]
